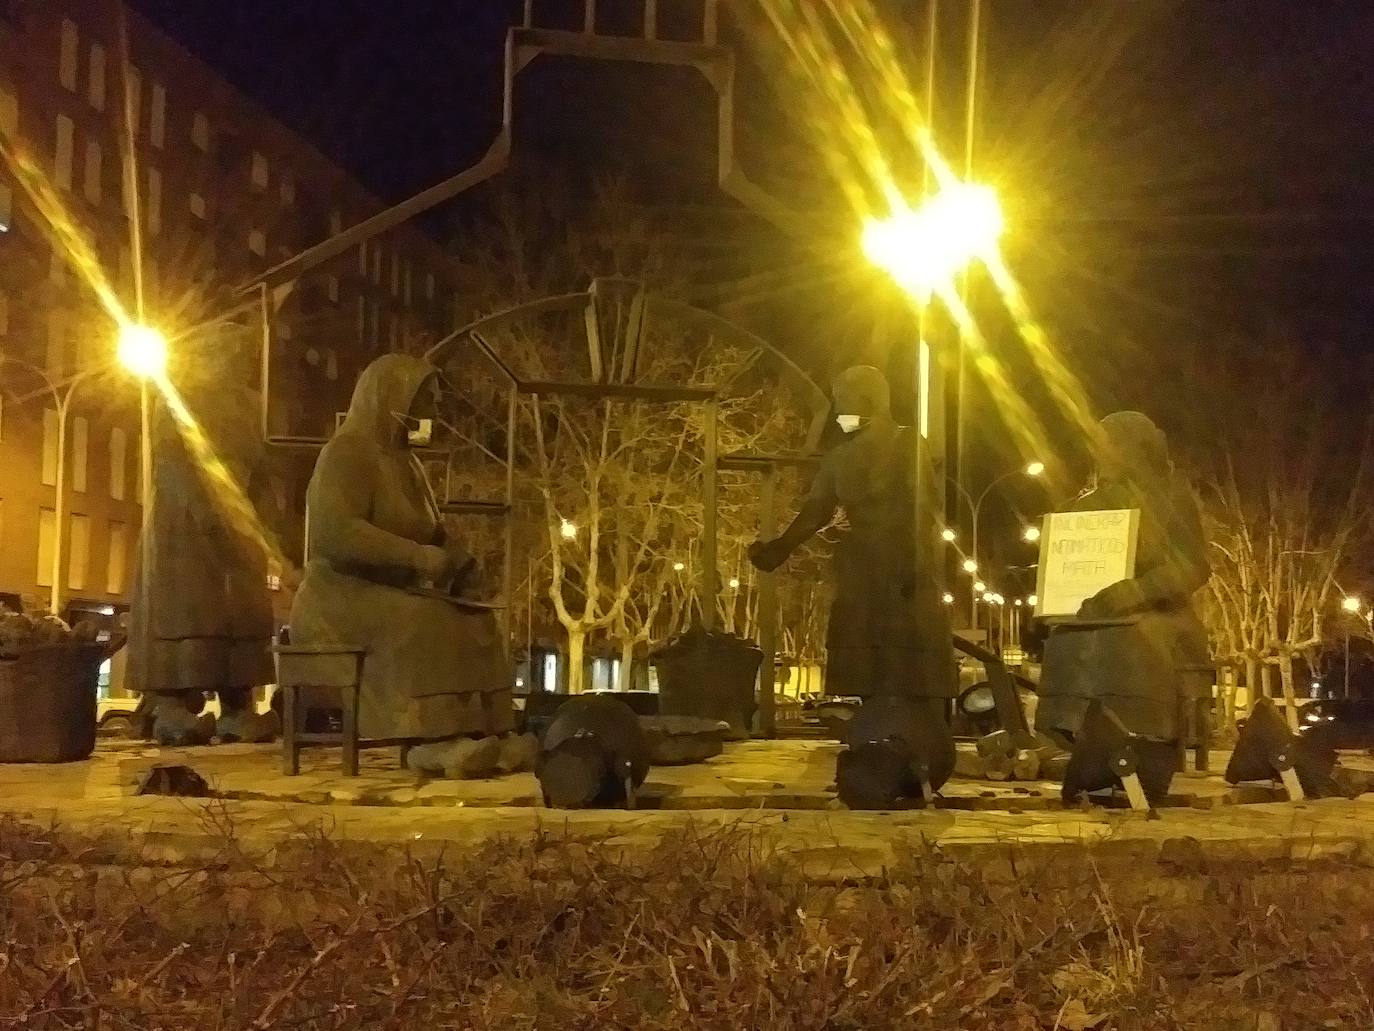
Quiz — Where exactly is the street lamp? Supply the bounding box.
[116,323,168,379]
[973,580,987,593]
[1341,596,1369,698]
[941,527,957,543]
[862,182,1004,302]
[962,557,979,574]
[941,592,954,605]
[559,519,578,541]
[728,577,740,590]
[672,561,686,572]
[1342,596,1363,613]
[1022,525,1041,543]
[950,461,1045,630]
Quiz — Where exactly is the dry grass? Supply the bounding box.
[1,814,1372,1029]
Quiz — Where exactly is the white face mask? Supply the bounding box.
[836,414,863,434]
[393,413,434,447]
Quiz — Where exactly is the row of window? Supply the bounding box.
[32,506,128,594]
[34,414,132,502]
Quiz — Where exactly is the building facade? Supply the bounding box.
[0,0,458,647]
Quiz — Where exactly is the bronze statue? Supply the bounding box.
[748,366,953,704]
[1037,411,1210,799]
[128,352,276,745]
[289,354,516,769]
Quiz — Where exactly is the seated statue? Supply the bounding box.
[290,354,516,766]
[1036,411,1210,760]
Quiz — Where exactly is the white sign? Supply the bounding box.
[1033,509,1139,619]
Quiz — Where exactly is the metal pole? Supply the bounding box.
[701,399,719,630]
[502,385,517,650]
[756,465,778,738]
[1345,631,1351,699]
[953,0,982,511]
[138,380,154,693]
[50,390,69,615]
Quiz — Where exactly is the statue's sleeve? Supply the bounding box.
[307,437,425,570]
[1133,480,1210,605]
[773,457,840,550]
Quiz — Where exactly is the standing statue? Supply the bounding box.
[747,366,953,706]
[289,354,516,772]
[128,350,277,745]
[1037,411,1210,797]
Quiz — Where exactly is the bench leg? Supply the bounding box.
[342,688,359,777]
[282,685,300,776]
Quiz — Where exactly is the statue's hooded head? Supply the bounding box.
[1095,411,1169,485]
[831,366,892,434]
[341,353,441,449]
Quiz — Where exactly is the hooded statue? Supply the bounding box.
[289,354,514,743]
[127,346,276,745]
[1036,411,1210,749]
[748,366,953,702]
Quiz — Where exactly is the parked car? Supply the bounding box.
[96,687,278,738]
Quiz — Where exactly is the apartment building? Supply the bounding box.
[0,0,458,630]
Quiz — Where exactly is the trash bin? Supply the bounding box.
[650,625,762,740]
[0,644,103,762]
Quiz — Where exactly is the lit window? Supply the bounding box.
[108,428,126,501]
[191,111,209,151]
[55,115,74,190]
[88,42,106,110]
[72,416,88,493]
[149,83,165,148]
[41,410,59,485]
[251,151,268,189]
[82,139,101,204]
[105,521,127,593]
[189,192,206,219]
[0,84,17,137]
[265,573,281,591]
[146,166,161,235]
[59,19,79,91]
[37,508,56,586]
[67,514,89,590]
[248,228,266,255]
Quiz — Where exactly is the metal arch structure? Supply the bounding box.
[427,279,828,735]
[244,0,805,298]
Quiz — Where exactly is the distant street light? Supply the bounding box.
[1343,596,1363,613]
[1014,598,1023,607]
[973,580,987,593]
[1028,594,1038,608]
[728,577,740,590]
[1025,461,1045,477]
[951,461,1045,630]
[672,561,686,572]
[559,519,578,541]
[962,558,979,574]
[116,323,168,379]
[941,592,954,605]
[941,527,957,543]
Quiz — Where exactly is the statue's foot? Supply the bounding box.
[215,709,278,744]
[152,707,216,747]
[405,736,504,779]
[496,732,538,774]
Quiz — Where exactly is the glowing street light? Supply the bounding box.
[941,527,957,543]
[1028,594,1038,608]
[973,580,987,593]
[559,519,578,541]
[1025,461,1045,477]
[962,558,978,574]
[1023,525,1041,543]
[1343,596,1363,614]
[862,182,1004,301]
[672,561,686,572]
[981,591,994,603]
[1013,598,1024,607]
[116,323,168,379]
[941,592,954,605]
[728,577,741,590]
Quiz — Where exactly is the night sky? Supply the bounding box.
[128,0,1374,486]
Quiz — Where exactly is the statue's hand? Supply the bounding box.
[414,544,456,586]
[1077,579,1146,619]
[748,538,790,573]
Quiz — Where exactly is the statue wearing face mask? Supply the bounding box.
[289,354,515,755]
[748,366,953,703]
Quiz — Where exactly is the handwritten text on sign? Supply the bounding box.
[1033,508,1140,619]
